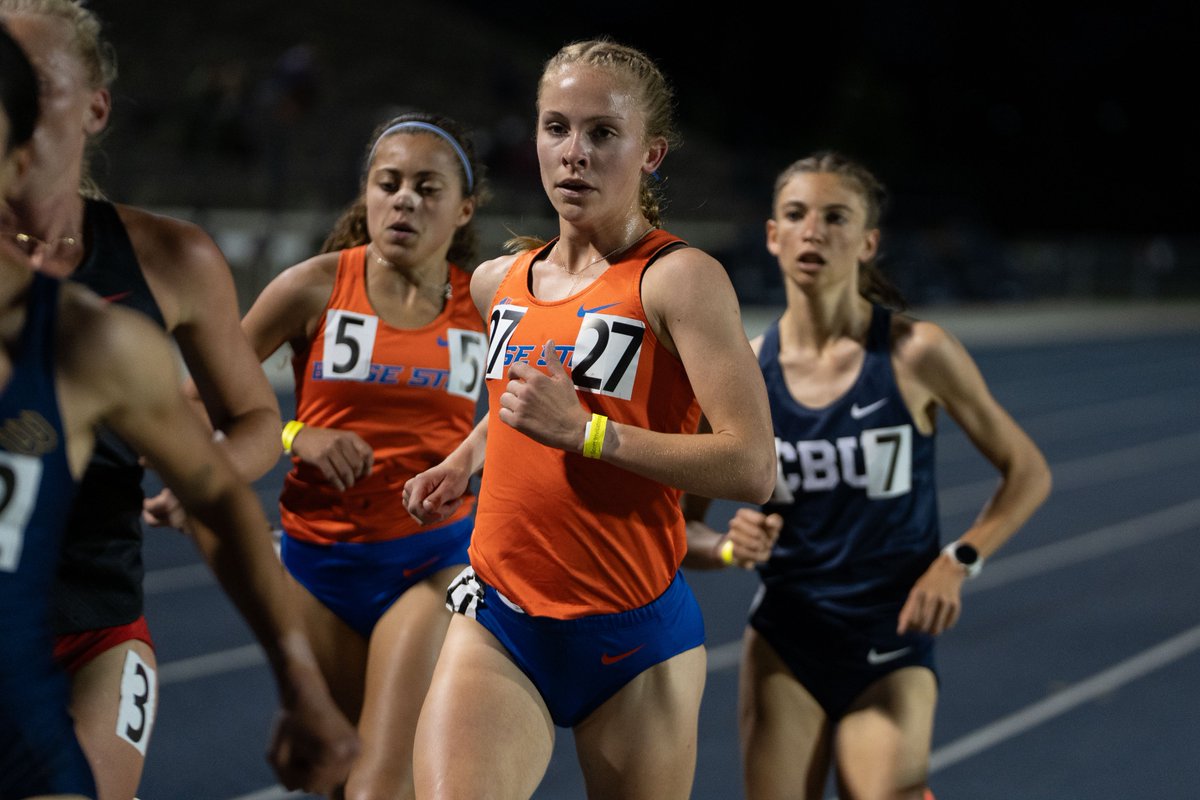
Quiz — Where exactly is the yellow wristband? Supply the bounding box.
[281,420,305,455]
[582,413,608,459]
[719,539,736,566]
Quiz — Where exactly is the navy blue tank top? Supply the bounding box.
[757,305,940,621]
[53,198,165,634]
[0,273,95,796]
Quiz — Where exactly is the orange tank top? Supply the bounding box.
[470,229,702,618]
[281,245,486,544]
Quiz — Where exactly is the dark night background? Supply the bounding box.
[463,0,1197,236]
[86,1,1198,303]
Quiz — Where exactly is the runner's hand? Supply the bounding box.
[403,461,467,525]
[717,507,781,569]
[143,486,187,529]
[499,340,589,452]
[289,425,374,491]
[897,556,965,636]
[268,681,359,794]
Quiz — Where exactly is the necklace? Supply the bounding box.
[546,226,654,277]
[368,244,452,301]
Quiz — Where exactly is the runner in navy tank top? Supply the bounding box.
[0,270,362,798]
[755,304,940,628]
[1,273,96,799]
[1,25,356,792]
[1,25,95,797]
[685,152,1051,800]
[0,4,339,797]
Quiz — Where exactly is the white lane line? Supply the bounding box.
[708,496,1200,674]
[929,622,1200,773]
[236,625,1200,800]
[966,497,1200,594]
[226,787,307,800]
[938,431,1200,516]
[144,431,1200,597]
[219,519,1200,800]
[175,496,1200,690]
[158,644,263,685]
[936,387,1200,465]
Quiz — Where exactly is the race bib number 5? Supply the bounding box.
[446,328,487,399]
[323,310,379,381]
[571,313,645,401]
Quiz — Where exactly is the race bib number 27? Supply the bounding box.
[484,305,646,402]
[571,312,645,401]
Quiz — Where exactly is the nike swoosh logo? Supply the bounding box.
[600,644,645,665]
[436,336,448,346]
[850,398,888,419]
[867,646,912,665]
[577,302,619,317]
[402,556,440,578]
[101,291,132,304]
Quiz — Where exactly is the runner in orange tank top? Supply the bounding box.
[471,227,701,619]
[240,111,487,800]
[404,40,777,800]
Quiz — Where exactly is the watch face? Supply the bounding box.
[954,543,979,565]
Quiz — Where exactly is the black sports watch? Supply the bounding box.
[942,541,982,578]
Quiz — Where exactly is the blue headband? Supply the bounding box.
[368,121,475,193]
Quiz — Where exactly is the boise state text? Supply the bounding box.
[499,343,576,368]
[309,334,465,389]
[311,360,452,388]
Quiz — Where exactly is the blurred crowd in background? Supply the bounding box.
[86,1,1197,309]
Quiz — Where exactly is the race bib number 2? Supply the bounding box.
[0,452,41,573]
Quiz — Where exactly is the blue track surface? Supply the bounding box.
[136,317,1200,799]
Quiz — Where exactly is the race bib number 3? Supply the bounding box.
[323,310,379,381]
[115,649,157,756]
[0,452,41,573]
[571,313,645,401]
[446,328,487,399]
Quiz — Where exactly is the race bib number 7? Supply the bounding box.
[485,304,528,380]
[862,424,913,499]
